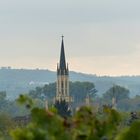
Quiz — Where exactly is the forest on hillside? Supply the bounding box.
[0,68,140,99]
[28,82,140,111]
[1,81,140,118]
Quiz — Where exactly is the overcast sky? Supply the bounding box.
[0,0,140,76]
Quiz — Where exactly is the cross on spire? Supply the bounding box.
[61,35,64,39]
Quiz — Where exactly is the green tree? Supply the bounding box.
[103,85,130,103]
[10,95,123,140]
[29,83,56,100]
[29,82,96,105]
[0,91,8,112]
[117,96,140,111]
[116,121,140,140]
[70,81,96,104]
[0,113,15,137]
[0,91,6,100]
[11,108,72,140]
[10,105,122,140]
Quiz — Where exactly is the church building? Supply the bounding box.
[55,36,73,103]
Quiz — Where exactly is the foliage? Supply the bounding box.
[118,95,140,111]
[11,108,71,140]
[10,105,123,140]
[103,85,130,103]
[70,81,96,104]
[0,91,8,110]
[17,94,34,109]
[9,95,123,140]
[2,92,140,140]
[29,83,55,101]
[0,91,6,100]
[0,94,140,140]
[116,121,140,140]
[0,113,15,137]
[29,83,56,100]
[29,81,96,105]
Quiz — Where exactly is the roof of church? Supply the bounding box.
[59,36,67,70]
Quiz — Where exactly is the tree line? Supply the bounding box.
[28,82,140,111]
[1,95,140,140]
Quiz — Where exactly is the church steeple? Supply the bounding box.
[59,36,66,71]
[58,36,68,75]
[55,36,73,103]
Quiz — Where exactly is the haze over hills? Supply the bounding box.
[0,67,140,100]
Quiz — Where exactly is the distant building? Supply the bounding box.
[85,95,91,106]
[54,36,73,103]
[112,97,117,110]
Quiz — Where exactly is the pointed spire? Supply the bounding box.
[59,35,66,71]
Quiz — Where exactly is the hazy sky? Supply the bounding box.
[0,0,140,76]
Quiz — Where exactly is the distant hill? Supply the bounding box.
[0,67,140,99]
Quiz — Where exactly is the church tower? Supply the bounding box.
[55,36,73,103]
